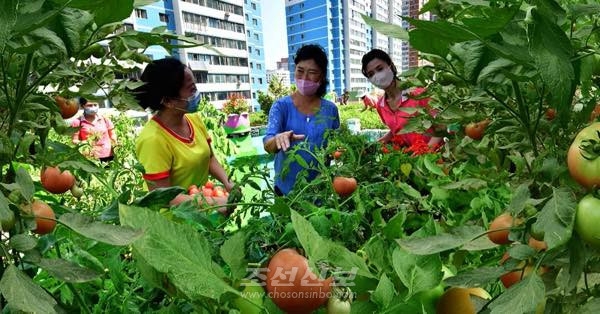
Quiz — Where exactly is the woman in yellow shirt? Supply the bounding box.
[132,58,234,207]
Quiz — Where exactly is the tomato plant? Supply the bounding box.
[55,95,79,119]
[435,287,491,314]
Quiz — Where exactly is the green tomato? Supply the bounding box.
[575,195,600,248]
[327,297,351,314]
[233,281,264,313]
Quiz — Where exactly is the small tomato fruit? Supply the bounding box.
[464,119,490,140]
[32,200,56,235]
[55,96,79,119]
[204,181,214,189]
[332,150,343,160]
[545,108,556,120]
[575,194,600,248]
[0,208,16,231]
[70,184,84,199]
[333,176,357,197]
[327,297,351,314]
[202,188,213,197]
[41,166,75,194]
[567,123,600,189]
[436,287,491,314]
[487,213,514,245]
[188,185,199,195]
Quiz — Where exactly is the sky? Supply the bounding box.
[261,0,288,70]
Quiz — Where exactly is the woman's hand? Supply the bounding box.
[224,180,235,192]
[275,130,305,151]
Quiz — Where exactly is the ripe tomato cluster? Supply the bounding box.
[187,181,229,198]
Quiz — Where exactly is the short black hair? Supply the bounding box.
[294,44,329,97]
[132,58,186,111]
[361,48,398,78]
[78,97,88,106]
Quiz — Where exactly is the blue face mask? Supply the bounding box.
[185,91,201,113]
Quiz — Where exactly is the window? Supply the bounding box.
[256,49,260,56]
[247,30,251,37]
[251,2,256,10]
[252,18,257,26]
[249,47,253,53]
[254,33,259,40]
[159,13,169,23]
[257,64,262,70]
[135,9,147,19]
[245,14,249,20]
[258,78,263,84]
[250,62,253,69]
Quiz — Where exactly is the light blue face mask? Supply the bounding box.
[84,107,98,115]
[185,91,201,113]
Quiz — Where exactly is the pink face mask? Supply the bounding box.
[296,79,320,96]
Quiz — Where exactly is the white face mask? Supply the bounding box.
[369,67,395,89]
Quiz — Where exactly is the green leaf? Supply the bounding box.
[51,8,94,56]
[0,265,57,314]
[461,6,518,38]
[396,225,486,255]
[396,181,422,199]
[409,29,451,57]
[15,167,34,202]
[528,9,574,114]
[579,297,600,314]
[0,0,18,50]
[444,266,506,287]
[220,231,247,281]
[59,213,143,246]
[8,234,38,251]
[119,204,237,300]
[556,235,585,292]
[361,14,408,40]
[530,188,576,249]
[507,183,530,217]
[291,210,374,278]
[132,187,185,208]
[488,273,545,314]
[372,273,395,309]
[569,3,600,19]
[392,246,443,297]
[69,0,134,26]
[440,178,487,190]
[37,258,101,283]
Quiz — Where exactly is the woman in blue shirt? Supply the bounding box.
[263,44,340,195]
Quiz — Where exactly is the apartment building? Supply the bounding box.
[122,0,266,111]
[285,0,429,94]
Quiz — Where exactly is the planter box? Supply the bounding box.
[224,112,251,135]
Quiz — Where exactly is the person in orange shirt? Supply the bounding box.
[71,98,117,162]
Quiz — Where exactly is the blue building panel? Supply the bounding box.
[135,0,176,60]
[245,0,267,111]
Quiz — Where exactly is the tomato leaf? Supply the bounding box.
[219,231,247,282]
[37,258,101,283]
[15,167,34,202]
[488,273,545,314]
[392,246,443,298]
[132,187,185,208]
[372,273,395,308]
[507,183,530,217]
[556,234,585,292]
[396,225,486,255]
[60,213,143,246]
[444,266,506,287]
[0,265,58,314]
[119,204,238,300]
[8,234,38,252]
[530,187,576,249]
[579,298,600,313]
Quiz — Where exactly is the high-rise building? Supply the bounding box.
[285,0,429,94]
[245,0,268,111]
[266,69,291,87]
[123,0,266,111]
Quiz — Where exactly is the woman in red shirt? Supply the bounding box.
[361,49,442,147]
[71,98,117,162]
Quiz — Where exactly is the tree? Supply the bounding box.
[258,76,290,113]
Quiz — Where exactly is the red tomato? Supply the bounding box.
[41,166,75,194]
[567,123,600,189]
[464,119,490,140]
[204,181,214,189]
[265,249,332,313]
[528,237,547,251]
[213,189,225,197]
[545,108,556,120]
[31,200,56,235]
[187,185,199,195]
[333,176,357,197]
[332,150,343,159]
[487,213,514,245]
[55,96,79,119]
[202,188,213,197]
[500,264,549,288]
